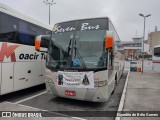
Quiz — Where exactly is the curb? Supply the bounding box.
[115,70,130,120]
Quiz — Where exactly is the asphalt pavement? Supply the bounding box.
[0,84,46,103]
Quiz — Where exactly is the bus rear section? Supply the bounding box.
[36,17,123,102]
[152,45,160,72]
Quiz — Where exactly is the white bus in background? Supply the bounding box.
[0,3,51,95]
[152,45,160,72]
[35,17,124,102]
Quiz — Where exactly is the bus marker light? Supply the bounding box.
[35,39,41,51]
[105,31,113,49]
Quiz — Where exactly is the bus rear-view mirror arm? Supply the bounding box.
[35,35,50,53]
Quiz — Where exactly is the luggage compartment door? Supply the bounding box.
[1,63,14,95]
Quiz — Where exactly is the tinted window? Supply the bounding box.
[0,13,19,43]
[0,12,51,46]
[74,30,107,68]
[37,27,44,35]
[19,32,35,45]
[19,21,37,46]
[154,47,160,57]
[45,30,51,35]
[41,37,49,48]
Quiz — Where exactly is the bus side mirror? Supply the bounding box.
[35,35,50,52]
[105,31,114,49]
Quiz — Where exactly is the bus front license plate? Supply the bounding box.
[65,90,76,96]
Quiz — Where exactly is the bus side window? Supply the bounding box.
[19,32,35,46]
[154,48,160,57]
[41,38,49,48]
[0,13,19,43]
[45,30,51,35]
[19,21,36,46]
[37,27,45,35]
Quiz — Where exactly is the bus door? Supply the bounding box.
[1,63,14,94]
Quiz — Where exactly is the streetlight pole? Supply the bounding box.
[139,13,151,74]
[43,0,56,25]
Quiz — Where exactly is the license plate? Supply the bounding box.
[65,90,76,96]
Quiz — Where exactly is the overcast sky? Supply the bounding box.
[1,0,160,41]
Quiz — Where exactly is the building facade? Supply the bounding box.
[148,31,160,53]
[122,37,142,60]
[122,37,150,60]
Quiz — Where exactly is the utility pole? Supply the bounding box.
[43,0,56,25]
[139,13,151,74]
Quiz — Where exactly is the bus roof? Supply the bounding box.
[0,3,52,30]
[54,17,110,25]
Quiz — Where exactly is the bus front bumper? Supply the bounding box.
[45,81,109,102]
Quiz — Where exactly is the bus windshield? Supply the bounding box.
[49,31,74,68]
[74,30,107,68]
[49,30,107,70]
[48,18,108,70]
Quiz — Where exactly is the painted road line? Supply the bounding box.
[115,70,130,120]
[72,117,87,120]
[5,101,46,111]
[15,91,46,104]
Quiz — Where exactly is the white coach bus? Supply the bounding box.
[0,3,51,95]
[152,45,160,72]
[35,17,124,102]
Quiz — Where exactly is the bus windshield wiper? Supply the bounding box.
[68,38,72,56]
[74,39,87,69]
